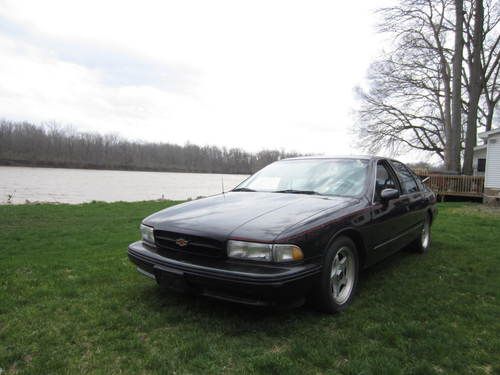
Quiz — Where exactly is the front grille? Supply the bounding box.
[154,230,225,259]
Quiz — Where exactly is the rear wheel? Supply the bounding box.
[414,214,432,253]
[313,236,359,313]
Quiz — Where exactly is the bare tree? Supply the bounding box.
[356,0,499,173]
[355,0,457,168]
[463,0,484,174]
[473,0,500,132]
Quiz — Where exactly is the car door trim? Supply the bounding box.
[373,221,423,251]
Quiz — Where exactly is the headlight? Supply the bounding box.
[140,224,155,245]
[227,240,303,262]
[227,240,273,261]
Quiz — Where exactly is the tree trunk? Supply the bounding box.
[441,57,454,171]
[463,0,484,175]
[443,109,453,171]
[485,100,494,132]
[451,0,464,173]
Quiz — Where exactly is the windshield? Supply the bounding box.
[235,158,369,197]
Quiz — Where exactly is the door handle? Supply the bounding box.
[396,197,411,211]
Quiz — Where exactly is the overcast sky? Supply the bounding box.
[0,0,392,156]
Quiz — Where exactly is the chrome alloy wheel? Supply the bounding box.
[330,246,355,305]
[421,219,430,250]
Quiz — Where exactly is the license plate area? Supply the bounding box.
[153,265,190,292]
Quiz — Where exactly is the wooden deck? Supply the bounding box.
[414,172,485,198]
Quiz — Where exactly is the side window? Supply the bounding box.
[411,170,427,191]
[375,162,398,201]
[391,161,419,194]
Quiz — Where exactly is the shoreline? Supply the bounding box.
[0,160,250,175]
[0,198,189,206]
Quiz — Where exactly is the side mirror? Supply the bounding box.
[380,188,400,202]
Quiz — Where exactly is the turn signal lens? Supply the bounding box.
[273,244,304,262]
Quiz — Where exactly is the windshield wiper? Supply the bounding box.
[232,187,257,192]
[273,189,321,195]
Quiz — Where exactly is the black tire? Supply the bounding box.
[313,236,359,314]
[413,213,432,253]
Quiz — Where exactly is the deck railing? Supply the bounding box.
[420,174,485,197]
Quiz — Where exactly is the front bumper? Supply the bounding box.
[128,241,322,306]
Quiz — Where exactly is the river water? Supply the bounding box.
[0,166,248,204]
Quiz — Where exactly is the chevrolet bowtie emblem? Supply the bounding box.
[175,238,188,247]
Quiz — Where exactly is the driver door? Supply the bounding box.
[368,160,410,262]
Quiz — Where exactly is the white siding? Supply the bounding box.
[485,134,500,188]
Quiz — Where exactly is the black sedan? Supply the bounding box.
[128,156,437,313]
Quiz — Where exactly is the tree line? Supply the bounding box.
[0,121,299,174]
[356,0,499,174]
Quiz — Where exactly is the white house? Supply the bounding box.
[474,128,500,205]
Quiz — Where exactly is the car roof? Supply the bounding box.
[281,155,386,162]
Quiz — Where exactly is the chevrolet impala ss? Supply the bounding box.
[128,156,437,313]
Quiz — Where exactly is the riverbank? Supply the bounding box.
[0,166,247,204]
[0,159,246,175]
[1,201,499,374]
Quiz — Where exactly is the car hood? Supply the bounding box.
[144,192,359,242]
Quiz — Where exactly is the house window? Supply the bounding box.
[478,158,486,172]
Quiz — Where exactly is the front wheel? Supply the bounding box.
[313,236,359,314]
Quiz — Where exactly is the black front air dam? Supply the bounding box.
[128,241,322,306]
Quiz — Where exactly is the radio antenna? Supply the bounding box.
[221,175,225,196]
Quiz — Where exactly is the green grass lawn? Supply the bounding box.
[1,202,499,374]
